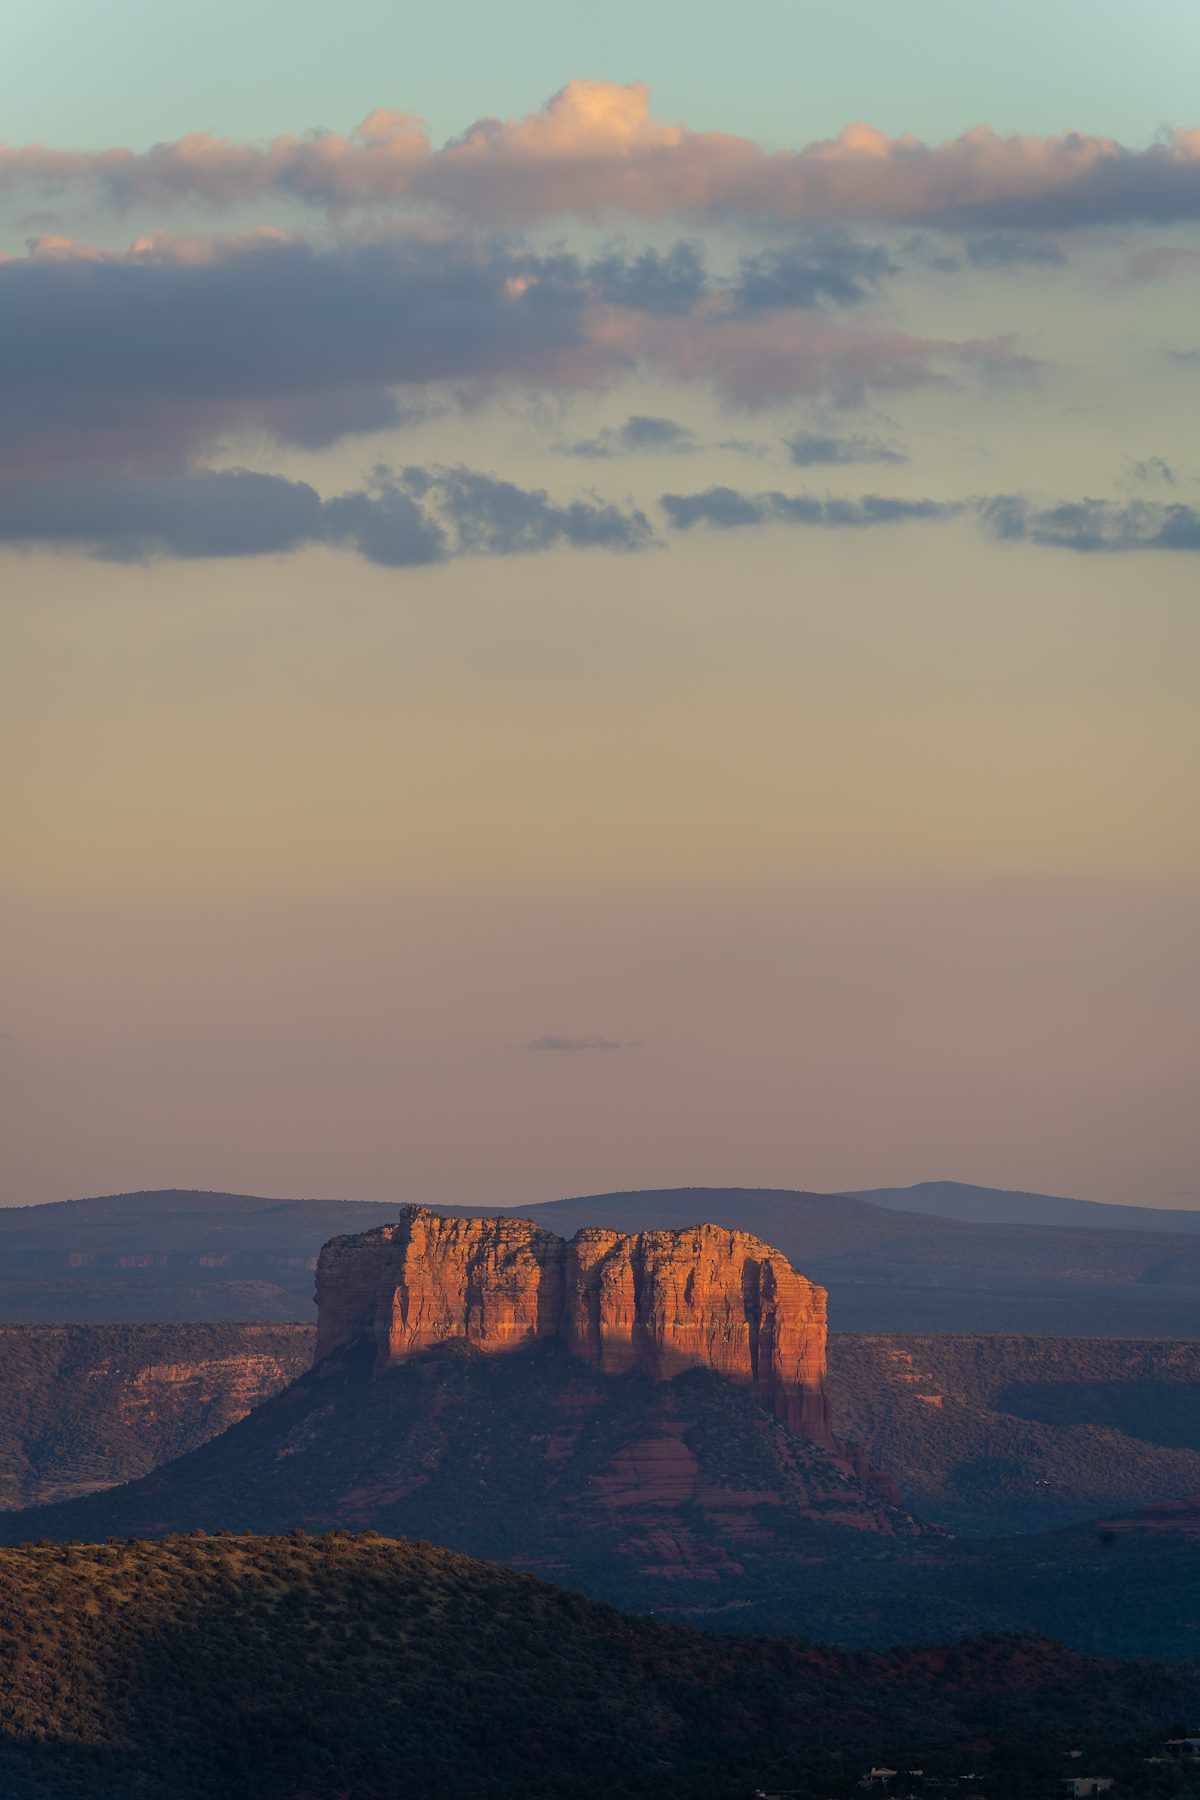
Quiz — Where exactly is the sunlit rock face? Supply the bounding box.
[314,1205,890,1489]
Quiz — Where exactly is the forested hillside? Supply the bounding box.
[0,1531,1195,1800]
[826,1336,1200,1533]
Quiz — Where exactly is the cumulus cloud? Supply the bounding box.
[5,82,1200,230]
[785,429,904,466]
[0,463,656,565]
[558,414,697,457]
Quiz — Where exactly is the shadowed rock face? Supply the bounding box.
[315,1207,877,1477]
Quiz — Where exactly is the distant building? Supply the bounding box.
[1061,1778,1113,1797]
[1165,1735,1200,1761]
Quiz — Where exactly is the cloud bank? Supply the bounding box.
[0,464,654,565]
[5,81,1200,230]
[2,227,1012,481]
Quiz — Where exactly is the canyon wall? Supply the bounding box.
[315,1207,888,1481]
[0,1323,314,1510]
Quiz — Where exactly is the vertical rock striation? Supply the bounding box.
[315,1205,894,1493]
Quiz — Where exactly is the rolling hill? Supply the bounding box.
[0,1531,1194,1800]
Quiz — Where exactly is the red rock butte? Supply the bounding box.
[315,1206,871,1469]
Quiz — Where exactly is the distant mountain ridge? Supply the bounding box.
[851,1180,1200,1233]
[2,1184,1200,1331]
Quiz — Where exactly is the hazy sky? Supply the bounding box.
[2,2,1198,1209]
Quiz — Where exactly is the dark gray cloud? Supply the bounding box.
[321,479,448,567]
[661,486,955,531]
[589,242,707,314]
[527,1035,631,1052]
[558,415,697,457]
[663,485,1200,555]
[398,466,655,555]
[0,463,656,565]
[659,487,765,529]
[0,234,605,477]
[979,495,1200,552]
[785,430,905,467]
[0,468,325,560]
[732,239,894,312]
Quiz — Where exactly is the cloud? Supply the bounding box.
[1131,457,1176,487]
[0,463,657,565]
[661,486,958,530]
[785,430,905,466]
[526,1035,633,1051]
[558,414,697,457]
[0,468,327,560]
[6,82,1200,230]
[0,226,1019,501]
[633,308,1028,407]
[588,241,707,314]
[962,234,1067,269]
[398,465,655,554]
[0,230,610,479]
[732,239,894,311]
[662,485,1200,554]
[320,477,449,566]
[979,495,1200,552]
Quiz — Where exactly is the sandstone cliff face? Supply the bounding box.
[314,1207,897,1492]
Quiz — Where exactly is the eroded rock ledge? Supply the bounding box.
[315,1206,893,1492]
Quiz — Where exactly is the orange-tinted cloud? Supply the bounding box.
[4,82,1200,228]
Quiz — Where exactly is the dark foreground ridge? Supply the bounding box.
[0,1530,1196,1800]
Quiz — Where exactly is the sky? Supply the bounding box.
[2,1,1198,1211]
